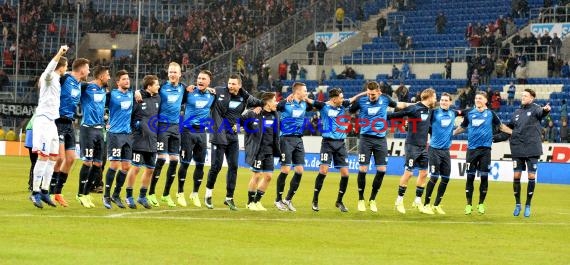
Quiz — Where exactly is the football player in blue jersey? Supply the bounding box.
[51,57,90,207]
[135,62,186,207]
[101,70,133,209]
[454,91,512,215]
[309,88,366,212]
[273,82,312,211]
[177,70,216,207]
[76,66,110,208]
[423,93,463,214]
[349,81,411,212]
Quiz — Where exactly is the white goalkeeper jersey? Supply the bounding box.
[35,60,62,120]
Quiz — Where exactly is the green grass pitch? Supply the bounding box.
[1,156,569,264]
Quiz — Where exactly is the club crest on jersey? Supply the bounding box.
[229,101,241,109]
[94,94,105,102]
[120,101,131,110]
[195,100,209,109]
[527,111,531,116]
[440,118,451,127]
[167,95,179,103]
[292,109,304,117]
[472,119,485,126]
[368,106,380,115]
[71,88,80,97]
[420,113,429,121]
[327,109,340,117]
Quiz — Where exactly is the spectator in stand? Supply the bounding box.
[560,119,568,143]
[548,54,556,78]
[278,60,288,81]
[405,36,413,50]
[401,61,410,80]
[540,32,552,60]
[343,66,357,79]
[465,23,473,40]
[507,82,516,106]
[435,12,447,34]
[491,90,502,111]
[5,128,16,141]
[524,32,538,60]
[516,62,529,84]
[289,61,299,80]
[471,69,480,90]
[0,69,9,91]
[299,67,307,80]
[551,33,562,56]
[320,69,326,84]
[397,32,407,50]
[468,33,482,47]
[506,53,517,78]
[512,32,524,54]
[377,15,387,37]
[395,83,409,102]
[391,65,400,80]
[495,57,506,78]
[335,6,345,31]
[236,56,245,74]
[307,40,316,65]
[316,39,327,65]
[561,62,570,78]
[544,120,558,143]
[390,20,400,38]
[445,58,452,79]
[506,17,517,36]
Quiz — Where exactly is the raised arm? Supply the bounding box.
[348,91,367,104]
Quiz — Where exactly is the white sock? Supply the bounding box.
[225,197,232,201]
[414,197,422,204]
[205,188,212,198]
[191,192,198,196]
[33,160,48,192]
[40,160,56,191]
[396,196,404,203]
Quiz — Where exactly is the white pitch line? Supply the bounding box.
[1,213,569,226]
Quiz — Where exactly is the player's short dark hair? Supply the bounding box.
[56,57,67,70]
[328,87,343,98]
[292,82,306,92]
[142,75,158,90]
[441,92,452,100]
[72,58,90,71]
[524,88,536,98]
[93,66,109,79]
[228,73,242,84]
[115,69,128,79]
[200,70,213,80]
[366,81,380,91]
[261,92,276,102]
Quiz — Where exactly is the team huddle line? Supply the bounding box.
[27,46,549,218]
